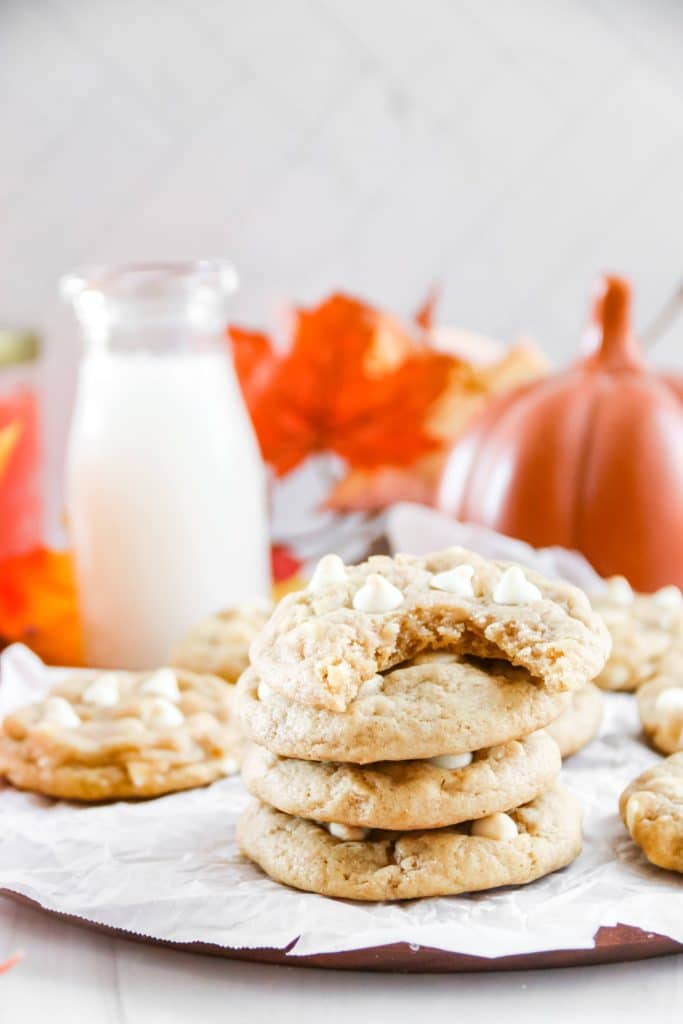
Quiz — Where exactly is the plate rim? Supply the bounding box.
[3,889,681,973]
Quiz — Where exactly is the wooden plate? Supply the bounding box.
[4,890,681,972]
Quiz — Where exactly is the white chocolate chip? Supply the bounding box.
[41,697,81,728]
[83,672,121,708]
[493,566,542,604]
[308,553,347,591]
[653,585,682,610]
[471,812,518,841]
[606,664,630,687]
[126,762,148,788]
[358,677,384,698]
[655,688,683,717]
[606,576,633,606]
[220,756,240,776]
[352,574,404,613]
[140,668,181,702]
[625,796,642,833]
[430,565,475,598]
[413,650,458,665]
[141,698,184,729]
[430,752,473,770]
[327,822,369,841]
[257,681,273,702]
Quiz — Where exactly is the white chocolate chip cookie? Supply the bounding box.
[238,784,582,900]
[251,549,611,712]
[619,753,683,873]
[241,730,561,830]
[237,654,567,764]
[170,604,270,684]
[545,683,603,759]
[0,668,243,801]
[636,642,683,755]
[592,578,683,692]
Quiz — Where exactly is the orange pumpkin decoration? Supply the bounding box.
[437,275,683,591]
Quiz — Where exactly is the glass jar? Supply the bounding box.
[61,261,270,669]
[0,329,42,561]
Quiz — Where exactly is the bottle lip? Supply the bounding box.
[60,261,240,348]
[60,260,239,303]
[0,329,40,366]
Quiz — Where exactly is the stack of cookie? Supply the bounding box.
[237,547,610,900]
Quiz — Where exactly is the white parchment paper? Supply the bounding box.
[0,514,681,959]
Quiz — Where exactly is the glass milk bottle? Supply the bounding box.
[62,261,270,669]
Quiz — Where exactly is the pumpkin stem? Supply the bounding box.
[581,275,644,370]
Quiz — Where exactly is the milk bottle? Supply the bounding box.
[62,262,269,668]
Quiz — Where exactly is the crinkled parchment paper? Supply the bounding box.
[0,509,681,958]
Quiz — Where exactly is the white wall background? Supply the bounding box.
[1,0,683,515]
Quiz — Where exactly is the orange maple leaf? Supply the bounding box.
[414,286,441,331]
[0,421,22,480]
[229,293,457,478]
[0,548,83,666]
[326,343,549,511]
[229,327,275,411]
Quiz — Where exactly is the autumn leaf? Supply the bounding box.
[229,293,456,478]
[229,327,277,411]
[0,421,22,479]
[425,342,549,442]
[414,286,441,331]
[270,543,302,583]
[327,343,548,510]
[0,548,83,666]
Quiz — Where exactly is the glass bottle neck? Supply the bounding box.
[61,261,238,356]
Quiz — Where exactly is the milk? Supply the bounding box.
[66,349,269,668]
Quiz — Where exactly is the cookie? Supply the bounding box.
[238,784,581,900]
[0,668,242,801]
[170,604,270,683]
[237,653,567,764]
[251,549,611,712]
[241,729,561,831]
[592,577,682,692]
[620,753,683,873]
[545,683,603,759]
[637,643,683,754]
